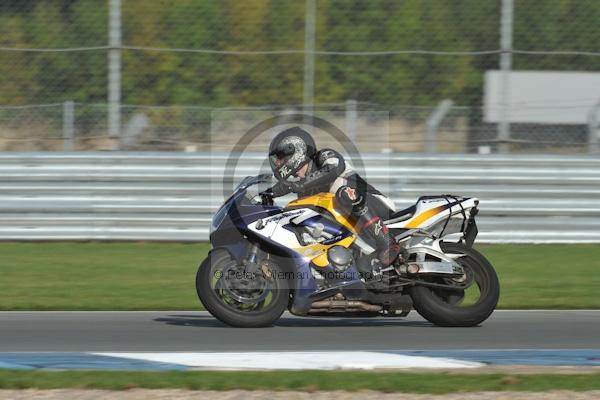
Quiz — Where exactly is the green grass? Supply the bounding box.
[0,370,599,392]
[1,242,599,310]
[479,244,600,309]
[0,242,210,310]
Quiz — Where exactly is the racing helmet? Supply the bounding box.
[268,127,316,182]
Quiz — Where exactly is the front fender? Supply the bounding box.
[209,243,248,265]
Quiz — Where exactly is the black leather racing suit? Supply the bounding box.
[270,148,400,267]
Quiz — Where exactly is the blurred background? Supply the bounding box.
[1,0,599,153]
[0,0,599,243]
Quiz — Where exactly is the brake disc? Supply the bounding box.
[217,263,271,304]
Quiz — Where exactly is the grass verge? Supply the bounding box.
[0,370,600,393]
[1,242,599,310]
[0,242,210,310]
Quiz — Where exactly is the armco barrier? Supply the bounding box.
[1,152,600,243]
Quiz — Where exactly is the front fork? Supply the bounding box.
[243,243,260,273]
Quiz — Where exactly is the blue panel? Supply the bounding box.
[0,353,188,371]
[0,361,34,370]
[389,350,600,366]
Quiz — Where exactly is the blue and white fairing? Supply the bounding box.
[208,175,364,315]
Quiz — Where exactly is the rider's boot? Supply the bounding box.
[359,212,401,268]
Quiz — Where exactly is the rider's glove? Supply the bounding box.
[258,188,274,205]
[270,181,294,197]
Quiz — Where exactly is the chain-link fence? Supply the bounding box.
[1,0,599,153]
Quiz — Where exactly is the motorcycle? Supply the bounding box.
[196,174,499,327]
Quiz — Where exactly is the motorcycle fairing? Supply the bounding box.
[248,207,355,267]
[386,196,479,234]
[287,193,358,232]
[209,184,364,316]
[210,189,281,259]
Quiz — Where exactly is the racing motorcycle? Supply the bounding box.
[196,174,499,327]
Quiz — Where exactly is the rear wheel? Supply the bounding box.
[196,249,289,327]
[408,242,499,327]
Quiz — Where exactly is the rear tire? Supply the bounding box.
[196,249,289,328]
[408,242,499,327]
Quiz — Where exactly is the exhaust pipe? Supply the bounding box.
[308,299,382,313]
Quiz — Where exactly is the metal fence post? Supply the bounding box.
[108,0,122,150]
[345,99,357,142]
[425,99,454,154]
[497,0,513,154]
[62,101,75,151]
[303,0,316,110]
[588,100,600,154]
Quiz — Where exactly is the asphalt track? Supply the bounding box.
[0,310,598,352]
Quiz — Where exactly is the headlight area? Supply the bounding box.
[210,205,228,235]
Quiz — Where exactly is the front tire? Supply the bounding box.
[408,242,499,327]
[196,249,289,328]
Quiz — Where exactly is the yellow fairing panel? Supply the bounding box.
[287,193,357,267]
[301,236,356,267]
[288,193,358,232]
[404,205,445,228]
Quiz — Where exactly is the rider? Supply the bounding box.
[264,126,401,270]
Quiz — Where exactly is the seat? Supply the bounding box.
[385,204,416,223]
[385,195,450,223]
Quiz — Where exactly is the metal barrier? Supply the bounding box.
[1,152,600,243]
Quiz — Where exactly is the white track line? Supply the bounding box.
[94,351,483,370]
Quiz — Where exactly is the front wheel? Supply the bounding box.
[407,242,500,327]
[196,249,289,327]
